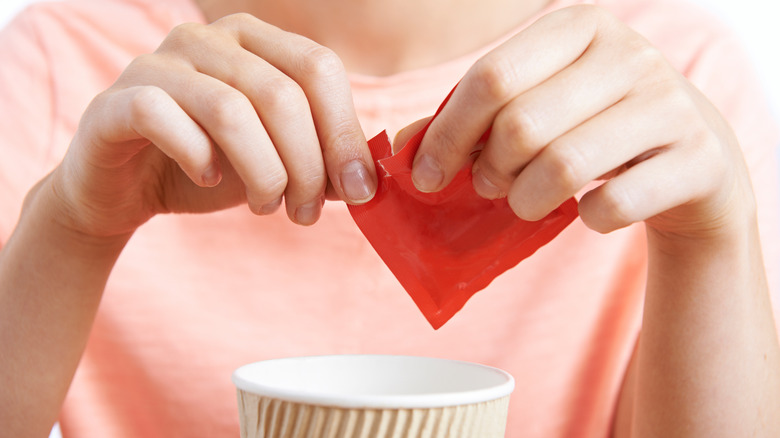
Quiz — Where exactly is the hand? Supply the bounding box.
[411,5,753,242]
[49,13,377,238]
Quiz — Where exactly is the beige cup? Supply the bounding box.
[232,355,514,438]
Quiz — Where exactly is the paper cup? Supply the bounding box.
[232,355,514,438]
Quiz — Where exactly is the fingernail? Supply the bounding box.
[412,154,443,192]
[201,163,221,187]
[259,197,282,215]
[340,160,374,203]
[472,165,505,199]
[294,198,322,225]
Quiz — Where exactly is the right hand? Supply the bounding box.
[47,13,377,239]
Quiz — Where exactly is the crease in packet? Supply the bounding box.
[348,87,579,329]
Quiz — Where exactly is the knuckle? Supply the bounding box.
[163,22,210,49]
[303,166,328,189]
[697,129,725,156]
[250,168,289,204]
[290,166,328,197]
[588,4,617,23]
[209,12,265,37]
[264,168,289,197]
[632,43,668,74]
[556,4,611,31]
[128,85,166,126]
[598,183,637,229]
[322,116,361,148]
[215,11,256,27]
[255,77,307,113]
[297,45,345,78]
[691,129,729,176]
[579,4,620,30]
[206,89,254,130]
[499,104,545,150]
[658,84,702,128]
[424,120,462,159]
[544,141,588,192]
[469,55,518,103]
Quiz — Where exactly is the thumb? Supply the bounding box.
[392,117,433,154]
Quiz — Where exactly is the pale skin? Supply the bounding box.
[0,0,778,436]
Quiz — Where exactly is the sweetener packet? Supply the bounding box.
[348,92,579,329]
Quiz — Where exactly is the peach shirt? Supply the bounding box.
[0,0,778,436]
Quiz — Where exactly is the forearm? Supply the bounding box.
[617,219,780,436]
[0,176,131,438]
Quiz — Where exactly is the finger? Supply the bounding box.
[393,117,433,154]
[158,22,326,224]
[472,36,640,199]
[506,91,685,221]
[414,5,606,192]
[190,77,289,214]
[98,85,220,187]
[198,43,326,223]
[237,68,324,224]
[577,143,715,234]
[215,15,377,204]
[130,56,289,214]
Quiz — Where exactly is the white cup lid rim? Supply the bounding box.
[231,354,515,409]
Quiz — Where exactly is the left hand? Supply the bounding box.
[410,5,754,240]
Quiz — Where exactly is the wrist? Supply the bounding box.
[18,172,133,259]
[646,168,758,255]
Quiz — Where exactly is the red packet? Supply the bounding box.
[348,92,579,329]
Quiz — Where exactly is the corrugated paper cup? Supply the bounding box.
[232,355,514,438]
